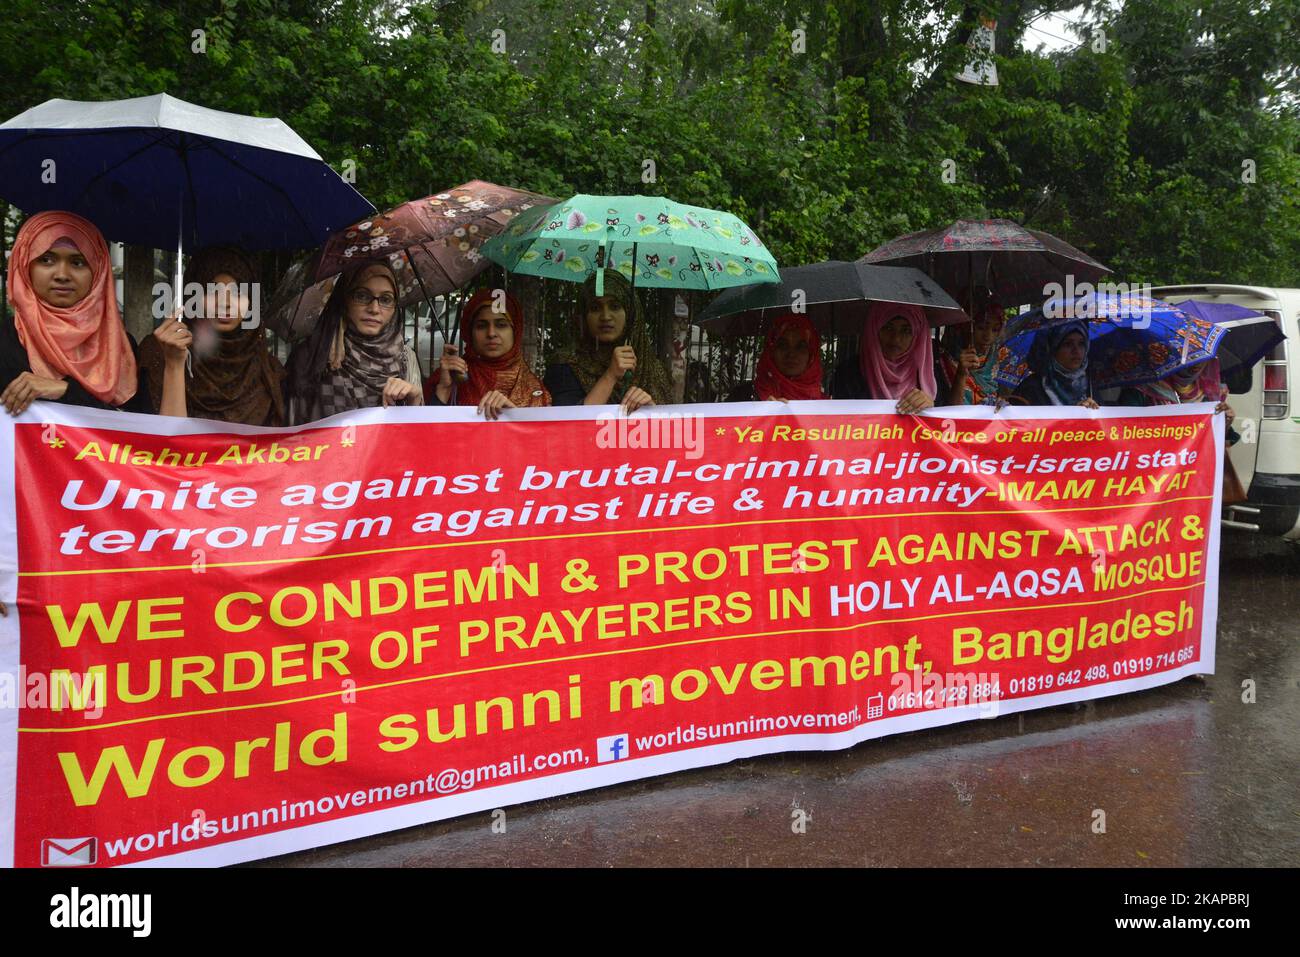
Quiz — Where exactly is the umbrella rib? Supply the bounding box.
[0,127,166,169]
[405,247,442,338]
[416,238,464,297]
[405,238,470,340]
[74,130,176,206]
[179,134,201,248]
[201,139,320,239]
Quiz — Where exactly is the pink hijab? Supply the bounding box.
[8,210,136,406]
[859,301,936,400]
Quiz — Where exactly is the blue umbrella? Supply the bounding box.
[1167,300,1285,374]
[0,93,374,251]
[992,291,1226,390]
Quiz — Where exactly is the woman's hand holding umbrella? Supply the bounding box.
[435,344,470,404]
[152,312,193,417]
[591,345,655,414]
[583,345,637,406]
[604,345,638,383]
[153,314,193,362]
[955,346,985,383]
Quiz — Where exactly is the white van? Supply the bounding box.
[1151,284,1300,542]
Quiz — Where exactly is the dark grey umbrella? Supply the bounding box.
[860,219,1110,307]
[697,261,968,336]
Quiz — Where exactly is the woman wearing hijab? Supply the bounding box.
[830,302,937,413]
[728,312,826,402]
[1113,358,1226,407]
[284,261,422,424]
[430,288,551,419]
[544,268,673,414]
[1,210,190,416]
[1107,358,1237,441]
[939,298,1005,405]
[138,246,286,426]
[1011,321,1099,408]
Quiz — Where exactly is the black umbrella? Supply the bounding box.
[697,261,967,336]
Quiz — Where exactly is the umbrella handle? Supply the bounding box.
[448,284,470,383]
[174,228,193,377]
[596,226,614,296]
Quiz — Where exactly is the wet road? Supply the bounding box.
[257,529,1299,868]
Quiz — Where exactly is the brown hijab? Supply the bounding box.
[139,246,285,425]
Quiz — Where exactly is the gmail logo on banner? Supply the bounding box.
[41,837,97,867]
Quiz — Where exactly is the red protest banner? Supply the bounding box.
[0,401,1222,866]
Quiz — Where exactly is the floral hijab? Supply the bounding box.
[1136,358,1224,405]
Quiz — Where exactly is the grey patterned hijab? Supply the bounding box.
[288,262,411,418]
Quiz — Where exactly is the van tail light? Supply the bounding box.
[1261,309,1289,419]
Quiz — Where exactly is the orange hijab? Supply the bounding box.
[8,211,136,406]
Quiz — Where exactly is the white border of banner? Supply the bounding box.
[0,399,1223,868]
[0,405,18,868]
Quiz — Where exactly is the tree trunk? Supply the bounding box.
[122,244,156,342]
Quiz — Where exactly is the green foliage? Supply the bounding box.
[2,0,1297,341]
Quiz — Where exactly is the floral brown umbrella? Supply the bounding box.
[268,180,556,340]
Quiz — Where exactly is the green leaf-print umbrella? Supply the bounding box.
[480,194,780,296]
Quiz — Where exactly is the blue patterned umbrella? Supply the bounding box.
[992,292,1225,389]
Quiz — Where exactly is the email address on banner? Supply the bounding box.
[98,748,587,861]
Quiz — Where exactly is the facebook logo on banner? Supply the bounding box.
[597,734,631,763]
